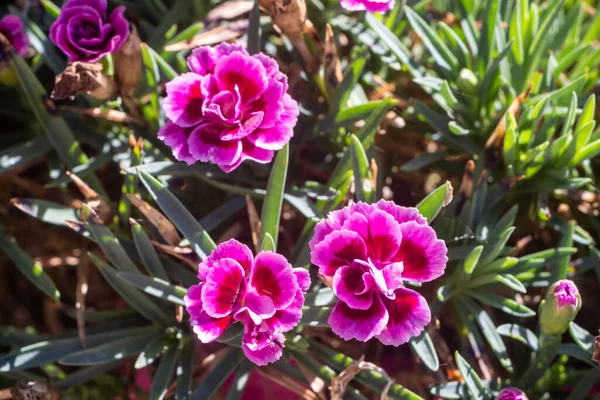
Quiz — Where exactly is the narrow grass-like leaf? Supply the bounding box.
[11,55,104,193]
[176,337,194,400]
[552,221,574,282]
[259,232,275,252]
[60,329,161,365]
[0,326,153,371]
[415,182,452,223]
[225,360,254,400]
[89,253,174,326]
[0,227,60,301]
[409,332,439,372]
[135,336,171,369]
[148,0,190,49]
[54,361,121,390]
[404,7,458,74]
[150,344,179,400]
[146,45,178,80]
[319,98,396,132]
[402,152,446,172]
[496,323,539,350]
[299,307,331,327]
[117,272,187,306]
[138,170,216,259]
[247,0,261,55]
[565,369,600,400]
[191,348,244,400]
[462,298,513,373]
[0,136,51,173]
[260,144,288,247]
[131,220,169,281]
[468,289,535,317]
[304,288,336,307]
[349,134,373,202]
[569,322,594,354]
[430,382,469,399]
[463,245,484,276]
[11,198,77,227]
[455,351,489,400]
[365,13,423,77]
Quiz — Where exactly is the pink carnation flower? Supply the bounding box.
[184,239,310,366]
[0,15,29,58]
[309,200,447,345]
[158,43,299,173]
[340,0,395,13]
[497,387,528,400]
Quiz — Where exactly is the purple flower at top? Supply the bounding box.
[0,15,29,58]
[184,239,310,366]
[158,43,299,173]
[497,387,528,400]
[49,0,129,63]
[340,0,395,13]
[309,200,447,345]
[552,279,579,308]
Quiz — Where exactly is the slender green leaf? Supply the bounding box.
[402,152,446,172]
[150,344,179,400]
[138,170,216,259]
[565,369,600,400]
[304,287,336,308]
[300,307,331,327]
[0,227,59,301]
[135,336,171,369]
[191,348,243,400]
[569,322,594,354]
[60,330,161,365]
[0,136,51,173]
[259,232,275,252]
[225,360,254,400]
[468,289,535,317]
[416,181,452,222]
[496,323,539,350]
[117,272,186,306]
[260,144,288,246]
[11,198,77,227]
[131,220,170,281]
[349,134,373,202]
[90,253,174,326]
[409,332,439,372]
[455,352,488,400]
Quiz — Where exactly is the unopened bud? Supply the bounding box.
[497,387,528,400]
[539,280,581,336]
[456,68,478,95]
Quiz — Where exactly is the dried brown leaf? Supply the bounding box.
[51,62,117,101]
[11,381,60,400]
[246,195,261,252]
[126,194,181,246]
[68,172,114,225]
[323,24,342,88]
[113,26,142,99]
[206,0,253,22]
[164,21,247,52]
[330,356,393,400]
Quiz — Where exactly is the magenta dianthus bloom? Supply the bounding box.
[497,387,528,400]
[184,239,310,366]
[158,43,299,173]
[0,15,29,58]
[309,200,447,345]
[49,0,129,62]
[340,0,395,13]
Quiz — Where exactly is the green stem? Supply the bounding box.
[518,333,562,388]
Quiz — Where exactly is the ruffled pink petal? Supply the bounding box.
[247,94,298,150]
[340,0,395,12]
[292,268,311,292]
[63,0,107,16]
[185,284,232,343]
[215,51,268,104]
[188,123,243,168]
[250,252,297,310]
[329,294,388,342]
[107,6,129,48]
[163,73,204,127]
[157,121,195,165]
[269,288,305,333]
[392,221,448,282]
[311,230,367,277]
[201,258,246,318]
[365,210,403,262]
[242,329,285,366]
[235,291,276,324]
[359,261,404,298]
[332,263,372,310]
[376,287,430,346]
[374,200,427,225]
[254,53,280,78]
[220,111,263,141]
[188,43,246,76]
[239,140,274,164]
[198,239,253,281]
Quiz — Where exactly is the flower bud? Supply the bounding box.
[539,280,581,336]
[497,387,528,400]
[456,68,478,95]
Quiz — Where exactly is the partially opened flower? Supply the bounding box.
[49,0,129,62]
[184,239,310,366]
[0,15,29,58]
[539,279,581,335]
[309,200,447,345]
[497,387,528,400]
[158,43,299,172]
[340,0,395,13]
